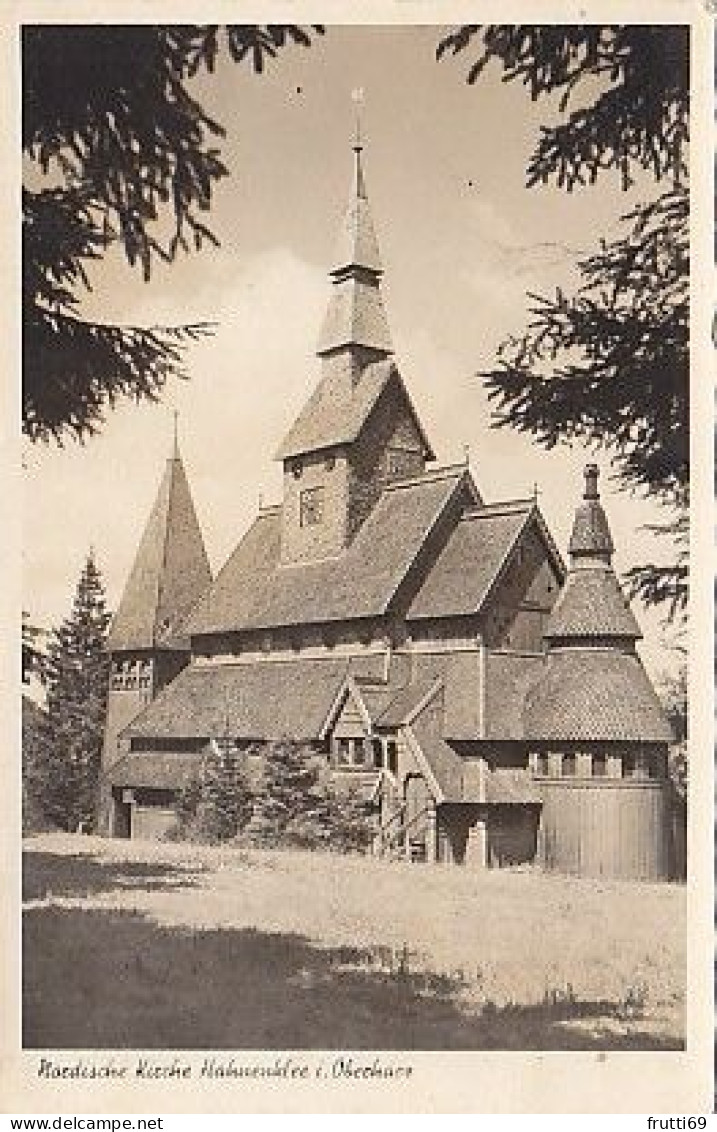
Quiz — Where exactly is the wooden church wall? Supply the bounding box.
[537,779,670,880]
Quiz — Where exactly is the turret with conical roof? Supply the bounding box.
[526,465,671,744]
[543,464,641,646]
[98,430,212,833]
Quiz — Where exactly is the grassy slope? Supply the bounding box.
[22,833,685,1050]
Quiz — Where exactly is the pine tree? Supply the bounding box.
[438,26,689,619]
[249,740,327,848]
[248,740,373,852]
[23,25,323,444]
[172,741,254,843]
[42,552,111,831]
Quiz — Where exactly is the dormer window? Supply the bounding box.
[300,486,324,527]
[386,447,418,478]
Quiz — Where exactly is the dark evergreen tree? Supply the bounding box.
[43,552,111,830]
[249,740,328,847]
[657,665,688,802]
[22,611,47,685]
[438,26,689,619]
[23,24,323,444]
[247,740,373,852]
[172,741,254,843]
[21,695,54,833]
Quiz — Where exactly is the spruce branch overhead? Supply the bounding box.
[23,24,324,444]
[438,24,689,620]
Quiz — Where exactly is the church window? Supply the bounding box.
[352,738,366,766]
[300,486,324,526]
[592,753,607,778]
[633,751,650,779]
[386,448,417,478]
[372,738,383,769]
[386,740,398,776]
[534,752,548,776]
[335,738,351,766]
[562,753,576,777]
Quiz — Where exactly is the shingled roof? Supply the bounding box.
[276,360,432,462]
[568,464,615,559]
[123,654,385,742]
[482,651,545,741]
[544,567,641,641]
[330,144,383,276]
[108,751,204,791]
[524,648,672,743]
[186,466,472,635]
[316,143,393,357]
[407,687,464,802]
[406,500,559,621]
[108,444,212,652]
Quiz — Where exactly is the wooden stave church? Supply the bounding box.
[99,143,675,879]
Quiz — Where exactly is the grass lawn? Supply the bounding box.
[22,832,685,1050]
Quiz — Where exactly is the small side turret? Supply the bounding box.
[98,433,212,834]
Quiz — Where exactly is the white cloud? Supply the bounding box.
[23,247,326,624]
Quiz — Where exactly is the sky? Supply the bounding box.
[22,25,685,680]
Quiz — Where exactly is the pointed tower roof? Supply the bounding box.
[525,464,671,743]
[107,438,212,652]
[544,465,640,643]
[276,140,432,464]
[317,143,393,357]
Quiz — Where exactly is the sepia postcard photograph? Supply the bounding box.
[4,1,714,1115]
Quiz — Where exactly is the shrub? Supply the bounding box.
[247,739,374,853]
[170,741,253,844]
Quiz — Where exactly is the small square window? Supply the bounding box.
[592,754,607,778]
[300,486,324,527]
[386,448,417,478]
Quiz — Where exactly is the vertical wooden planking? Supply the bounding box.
[536,779,669,880]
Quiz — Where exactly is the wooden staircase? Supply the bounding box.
[372,798,434,863]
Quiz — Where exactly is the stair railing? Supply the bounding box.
[373,800,436,860]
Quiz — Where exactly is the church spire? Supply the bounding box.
[543,464,640,645]
[107,439,212,652]
[567,463,615,566]
[317,137,393,358]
